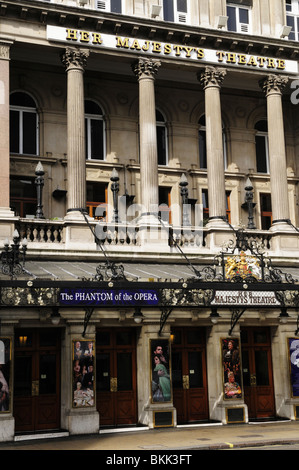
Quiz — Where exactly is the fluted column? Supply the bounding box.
[132,58,161,219]
[198,66,227,226]
[259,74,290,230]
[0,40,14,219]
[61,47,89,217]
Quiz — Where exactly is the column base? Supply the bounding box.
[206,216,230,229]
[137,214,170,249]
[65,409,99,435]
[64,212,97,250]
[0,415,15,442]
[270,219,294,232]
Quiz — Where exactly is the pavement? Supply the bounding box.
[0,419,299,452]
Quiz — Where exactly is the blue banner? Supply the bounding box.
[59,288,160,306]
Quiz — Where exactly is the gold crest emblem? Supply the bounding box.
[225,251,261,280]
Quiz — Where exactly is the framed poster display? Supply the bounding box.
[288,338,299,397]
[221,338,242,400]
[150,339,171,403]
[0,337,12,412]
[72,339,95,407]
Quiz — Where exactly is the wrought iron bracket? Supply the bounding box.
[82,307,95,337]
[229,307,247,336]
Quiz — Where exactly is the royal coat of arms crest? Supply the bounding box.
[225,251,262,281]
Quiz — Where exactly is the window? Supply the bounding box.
[159,187,172,223]
[198,115,227,170]
[255,120,269,174]
[163,0,189,24]
[10,177,37,218]
[156,110,168,166]
[286,0,299,40]
[10,92,38,156]
[260,193,272,230]
[95,0,122,13]
[85,100,105,160]
[227,3,251,33]
[86,182,108,220]
[202,189,231,224]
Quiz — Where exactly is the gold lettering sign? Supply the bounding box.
[60,27,288,72]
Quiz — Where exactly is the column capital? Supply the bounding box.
[132,57,161,80]
[60,47,89,72]
[198,66,227,89]
[259,74,289,97]
[0,39,14,60]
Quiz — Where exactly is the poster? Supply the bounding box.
[150,339,172,403]
[0,338,11,412]
[288,338,299,397]
[221,338,242,400]
[72,339,95,407]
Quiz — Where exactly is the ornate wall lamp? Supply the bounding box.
[110,167,121,223]
[132,307,144,323]
[35,161,45,219]
[241,177,256,229]
[179,173,190,226]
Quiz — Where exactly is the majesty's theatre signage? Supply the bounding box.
[47,25,298,74]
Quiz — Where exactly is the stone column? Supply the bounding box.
[260,74,291,230]
[198,66,227,227]
[0,39,16,241]
[132,58,161,220]
[61,47,89,218]
[0,41,14,217]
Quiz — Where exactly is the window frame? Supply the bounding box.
[10,92,39,156]
[286,0,299,40]
[255,121,269,174]
[156,109,168,166]
[163,0,189,24]
[95,0,122,13]
[226,3,251,34]
[85,100,106,161]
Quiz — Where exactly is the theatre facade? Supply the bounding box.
[1,0,299,441]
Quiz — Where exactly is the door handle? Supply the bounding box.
[182,375,189,390]
[110,377,118,392]
[32,380,39,396]
[250,374,256,386]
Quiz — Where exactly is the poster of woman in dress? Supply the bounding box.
[72,340,95,408]
[0,338,11,412]
[150,339,171,403]
[288,338,299,397]
[221,338,242,399]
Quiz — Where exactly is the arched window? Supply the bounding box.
[85,100,105,160]
[255,120,269,173]
[156,110,168,166]
[198,115,227,169]
[10,92,38,155]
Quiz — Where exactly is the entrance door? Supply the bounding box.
[241,327,275,419]
[96,329,137,426]
[13,329,61,433]
[171,328,209,424]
